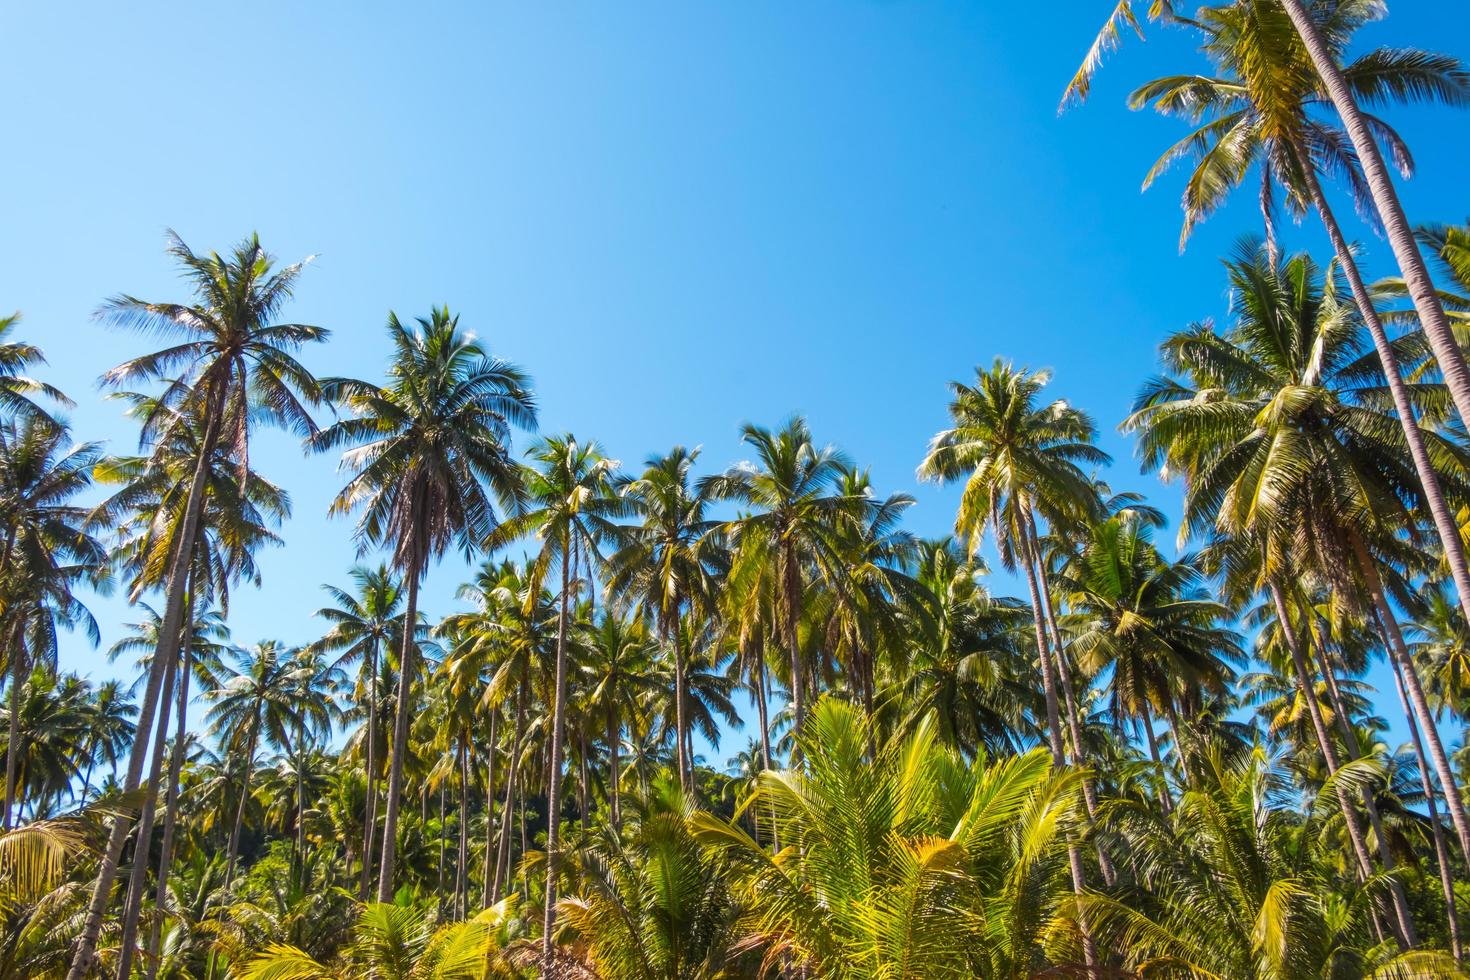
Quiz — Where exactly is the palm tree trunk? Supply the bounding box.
[1025,514,1117,887]
[493,680,526,903]
[3,616,27,831]
[457,734,470,920]
[1294,151,1470,635]
[1018,511,1098,977]
[1139,702,1172,815]
[1303,618,1418,946]
[1385,635,1463,961]
[607,703,621,830]
[1269,580,1408,945]
[224,722,261,888]
[543,543,575,957]
[68,391,224,980]
[669,609,689,792]
[116,626,182,980]
[482,709,498,909]
[376,561,421,903]
[577,727,590,830]
[146,612,194,980]
[359,636,379,900]
[1349,537,1470,860]
[1279,0,1470,429]
[783,544,805,759]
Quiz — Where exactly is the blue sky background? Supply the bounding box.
[3,1,1467,765]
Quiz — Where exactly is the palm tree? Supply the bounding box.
[1063,513,1243,811]
[1124,241,1462,944]
[310,564,404,897]
[484,433,622,955]
[703,420,860,756]
[1069,0,1470,638]
[206,640,308,888]
[582,612,660,829]
[0,418,104,829]
[918,359,1107,972]
[606,447,722,792]
[0,312,70,429]
[74,680,136,804]
[309,306,535,903]
[70,231,327,980]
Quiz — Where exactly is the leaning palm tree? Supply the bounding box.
[69,231,327,980]
[484,433,622,956]
[310,564,405,898]
[1124,241,1468,944]
[1066,0,1470,637]
[309,306,536,903]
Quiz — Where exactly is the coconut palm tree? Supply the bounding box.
[606,447,723,791]
[70,231,327,980]
[1123,240,1465,944]
[0,418,104,829]
[1068,0,1470,639]
[0,313,70,429]
[582,613,660,829]
[703,421,860,756]
[484,433,622,955]
[309,306,535,903]
[74,679,136,805]
[310,564,405,897]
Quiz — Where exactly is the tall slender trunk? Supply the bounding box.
[542,544,574,956]
[457,734,470,920]
[436,783,448,910]
[115,626,182,980]
[146,614,194,980]
[1294,153,1470,636]
[224,722,261,888]
[1303,617,1417,946]
[493,679,526,903]
[3,617,27,831]
[1350,538,1470,860]
[577,727,590,830]
[482,713,497,909]
[783,543,804,759]
[1280,0,1470,433]
[1270,581,1408,946]
[359,635,379,900]
[377,561,421,903]
[1385,634,1463,962]
[607,702,621,831]
[1139,702,1172,815]
[68,392,224,980]
[1025,514,1117,887]
[1018,511,1097,977]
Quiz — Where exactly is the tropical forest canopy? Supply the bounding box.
[6,1,1470,977]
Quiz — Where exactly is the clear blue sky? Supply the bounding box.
[4,1,1467,763]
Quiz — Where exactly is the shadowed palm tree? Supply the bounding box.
[310,306,536,902]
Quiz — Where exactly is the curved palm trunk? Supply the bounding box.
[1280,0,1470,432]
[359,636,379,900]
[1019,512,1098,977]
[1350,538,1470,861]
[68,396,223,980]
[607,702,621,830]
[376,562,421,903]
[116,623,185,980]
[146,621,194,980]
[542,545,575,956]
[1270,581,1411,947]
[1294,154,1470,637]
[1385,640,1464,961]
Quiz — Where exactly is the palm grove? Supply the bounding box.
[5,1,1470,977]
